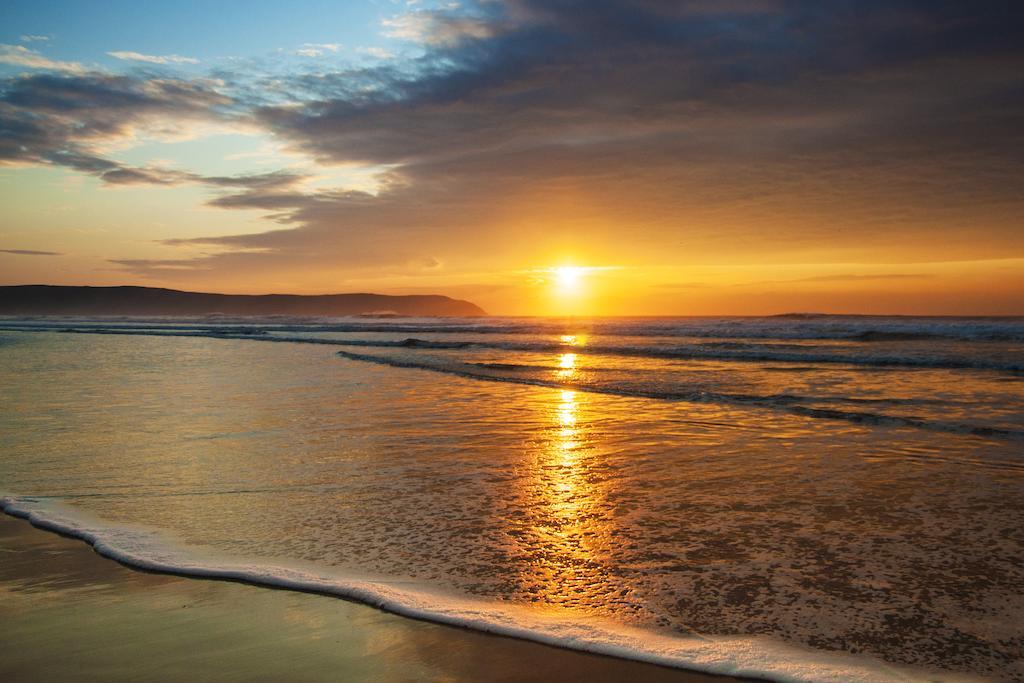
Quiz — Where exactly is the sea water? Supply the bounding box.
[1,316,1022,681]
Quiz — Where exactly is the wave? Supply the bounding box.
[1,495,937,682]
[846,331,949,342]
[324,337,1024,373]
[333,350,1024,446]
[3,324,1021,441]
[6,324,1017,372]
[470,361,553,371]
[3,315,1024,342]
[48,327,1009,373]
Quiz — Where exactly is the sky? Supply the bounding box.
[1,0,1022,316]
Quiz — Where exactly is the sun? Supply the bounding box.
[554,266,584,294]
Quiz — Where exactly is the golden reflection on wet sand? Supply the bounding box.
[510,362,632,615]
[554,389,581,504]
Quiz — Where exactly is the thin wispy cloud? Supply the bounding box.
[357,46,394,60]
[20,35,51,43]
[0,44,83,72]
[0,249,63,256]
[294,43,341,57]
[107,51,200,65]
[743,274,936,287]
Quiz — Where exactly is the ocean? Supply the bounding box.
[1,316,1022,681]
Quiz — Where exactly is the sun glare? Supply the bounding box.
[554,266,584,294]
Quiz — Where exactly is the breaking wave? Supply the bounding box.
[333,349,1024,448]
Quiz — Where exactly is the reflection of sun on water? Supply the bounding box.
[557,352,577,380]
[549,389,581,515]
[510,386,623,612]
[558,389,577,427]
[557,390,579,465]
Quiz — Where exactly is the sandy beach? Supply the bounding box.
[0,514,751,682]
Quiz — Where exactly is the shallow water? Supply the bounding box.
[1,516,732,683]
[1,316,1022,681]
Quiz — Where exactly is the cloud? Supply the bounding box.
[743,273,936,287]
[107,51,200,65]
[382,9,497,46]
[0,44,84,73]
[0,72,233,183]
[200,170,308,190]
[108,257,221,272]
[222,0,1024,276]
[257,0,1024,185]
[0,248,63,256]
[4,1,1024,288]
[0,71,314,233]
[20,35,51,43]
[357,46,395,60]
[654,282,713,290]
[294,43,341,58]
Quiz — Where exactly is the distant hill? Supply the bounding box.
[0,285,486,317]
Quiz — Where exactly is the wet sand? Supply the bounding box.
[0,515,751,682]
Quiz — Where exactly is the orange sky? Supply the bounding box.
[2,1,1022,315]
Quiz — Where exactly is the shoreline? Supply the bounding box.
[3,495,927,682]
[0,510,752,682]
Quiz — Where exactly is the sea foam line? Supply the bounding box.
[1,495,946,683]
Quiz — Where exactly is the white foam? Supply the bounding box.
[2,494,973,683]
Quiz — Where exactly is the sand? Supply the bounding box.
[0,514,751,682]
